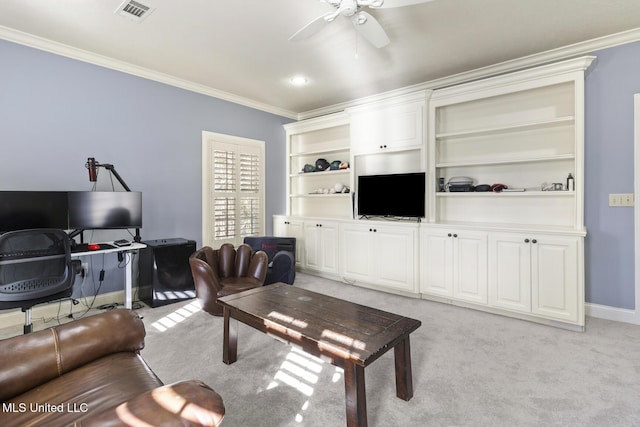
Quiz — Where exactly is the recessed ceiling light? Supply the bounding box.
[290,76,308,87]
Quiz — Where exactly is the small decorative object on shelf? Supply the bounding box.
[315,158,330,171]
[329,160,347,170]
[567,173,575,191]
[541,182,564,191]
[301,160,349,174]
[308,184,350,195]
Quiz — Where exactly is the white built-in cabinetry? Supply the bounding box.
[348,92,427,183]
[421,56,593,329]
[420,227,488,305]
[488,232,580,323]
[340,221,418,293]
[285,113,352,220]
[276,57,594,330]
[349,95,425,155]
[427,57,593,229]
[303,220,340,277]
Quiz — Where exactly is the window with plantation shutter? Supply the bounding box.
[202,132,265,248]
[240,153,260,236]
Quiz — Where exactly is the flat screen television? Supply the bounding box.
[68,191,142,230]
[0,191,69,232]
[357,172,425,218]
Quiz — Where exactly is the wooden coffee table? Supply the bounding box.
[218,283,422,427]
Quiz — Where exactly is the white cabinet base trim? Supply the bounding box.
[421,293,585,332]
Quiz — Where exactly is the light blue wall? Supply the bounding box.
[585,40,640,310]
[0,39,293,296]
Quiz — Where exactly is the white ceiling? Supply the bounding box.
[1,0,640,118]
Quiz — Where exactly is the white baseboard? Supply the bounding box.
[0,291,126,330]
[586,302,640,325]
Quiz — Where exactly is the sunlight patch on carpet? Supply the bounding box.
[265,347,335,423]
[151,300,201,332]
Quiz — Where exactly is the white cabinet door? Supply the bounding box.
[341,222,417,292]
[320,222,339,275]
[488,234,531,313]
[453,231,488,304]
[273,216,305,267]
[420,230,454,297]
[303,222,321,270]
[531,236,579,322]
[340,225,373,282]
[489,232,581,322]
[421,229,487,303]
[350,100,424,155]
[304,220,338,275]
[374,226,417,292]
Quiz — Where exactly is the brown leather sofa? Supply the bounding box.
[190,243,268,316]
[0,309,225,426]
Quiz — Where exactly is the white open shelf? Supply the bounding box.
[435,116,575,140]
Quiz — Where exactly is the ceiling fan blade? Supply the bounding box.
[289,13,334,41]
[352,11,390,48]
[372,0,434,8]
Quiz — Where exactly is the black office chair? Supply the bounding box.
[0,229,80,334]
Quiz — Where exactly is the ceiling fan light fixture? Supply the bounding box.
[291,0,433,48]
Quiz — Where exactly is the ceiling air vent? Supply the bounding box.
[115,0,155,22]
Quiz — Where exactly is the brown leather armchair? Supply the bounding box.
[190,243,268,316]
[0,309,225,426]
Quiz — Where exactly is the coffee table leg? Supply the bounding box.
[344,361,367,427]
[394,336,414,401]
[223,307,238,365]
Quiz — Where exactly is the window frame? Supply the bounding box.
[202,131,265,248]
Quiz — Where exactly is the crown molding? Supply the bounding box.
[0,25,299,120]
[2,24,640,122]
[297,27,640,120]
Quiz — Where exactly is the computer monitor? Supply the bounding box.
[0,191,69,232]
[68,191,142,230]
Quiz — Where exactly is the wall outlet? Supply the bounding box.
[609,193,634,207]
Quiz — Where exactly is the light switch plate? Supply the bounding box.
[609,193,634,207]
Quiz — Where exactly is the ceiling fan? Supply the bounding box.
[289,0,433,48]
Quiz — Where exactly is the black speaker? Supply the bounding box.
[139,238,196,307]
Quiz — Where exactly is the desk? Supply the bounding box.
[71,242,146,309]
[218,283,422,427]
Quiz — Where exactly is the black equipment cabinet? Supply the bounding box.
[139,238,195,307]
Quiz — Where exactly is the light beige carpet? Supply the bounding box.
[137,272,640,426]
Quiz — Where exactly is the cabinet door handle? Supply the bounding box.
[369,228,373,232]
[524,238,530,243]
[453,234,458,238]
[532,239,537,244]
[448,233,452,237]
